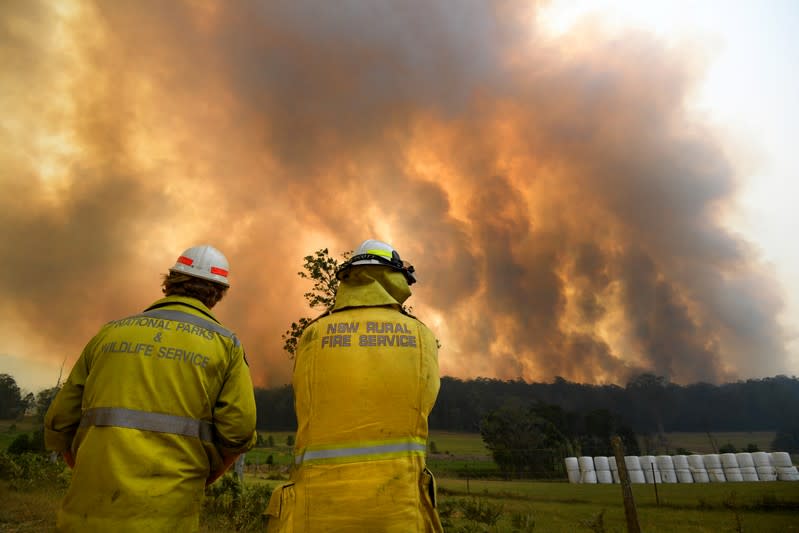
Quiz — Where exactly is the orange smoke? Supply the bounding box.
[0,0,786,387]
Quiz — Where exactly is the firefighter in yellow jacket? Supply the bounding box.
[44,245,257,532]
[265,239,443,532]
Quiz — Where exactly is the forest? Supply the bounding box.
[255,373,799,443]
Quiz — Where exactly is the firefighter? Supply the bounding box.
[265,239,443,532]
[44,244,257,532]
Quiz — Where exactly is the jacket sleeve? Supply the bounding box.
[43,338,96,452]
[212,340,257,456]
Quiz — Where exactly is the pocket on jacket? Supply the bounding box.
[421,467,437,507]
[264,481,295,533]
[420,467,443,532]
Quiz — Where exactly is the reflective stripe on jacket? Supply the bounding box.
[44,296,257,533]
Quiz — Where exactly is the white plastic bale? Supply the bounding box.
[593,456,610,471]
[608,456,619,482]
[720,453,739,468]
[596,470,614,484]
[740,466,759,481]
[629,470,646,484]
[756,466,777,481]
[720,451,741,482]
[777,466,799,481]
[687,454,709,482]
[672,455,690,470]
[656,455,674,470]
[703,454,722,469]
[639,456,661,484]
[751,451,771,467]
[656,455,677,483]
[724,468,744,482]
[578,456,595,472]
[687,455,705,470]
[708,469,727,482]
[565,457,581,484]
[692,470,710,483]
[735,452,754,468]
[623,456,644,484]
[771,452,793,468]
[624,456,641,470]
[676,469,694,483]
[581,470,598,484]
[661,471,678,483]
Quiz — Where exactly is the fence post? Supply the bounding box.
[651,462,660,506]
[612,436,641,533]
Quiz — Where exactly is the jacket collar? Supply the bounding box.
[332,267,411,312]
[145,295,220,323]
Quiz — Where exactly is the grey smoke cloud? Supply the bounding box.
[0,0,786,387]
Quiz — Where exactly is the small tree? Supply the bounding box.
[36,386,61,421]
[480,404,569,478]
[282,246,433,358]
[0,374,22,419]
[282,249,346,358]
[719,443,737,454]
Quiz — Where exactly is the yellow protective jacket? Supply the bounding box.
[265,268,442,532]
[44,295,257,533]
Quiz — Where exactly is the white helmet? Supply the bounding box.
[336,239,416,285]
[169,245,230,287]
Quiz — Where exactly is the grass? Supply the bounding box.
[0,481,63,533]
[0,420,41,451]
[437,478,799,532]
[429,430,491,456]
[4,461,799,532]
[4,425,798,532]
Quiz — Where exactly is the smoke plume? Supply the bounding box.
[0,0,787,387]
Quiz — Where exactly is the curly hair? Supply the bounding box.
[162,272,228,309]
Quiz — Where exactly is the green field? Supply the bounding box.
[435,478,799,532]
[4,424,799,532]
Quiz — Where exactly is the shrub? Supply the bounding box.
[459,497,503,526]
[580,509,606,533]
[203,473,272,532]
[6,429,45,455]
[511,511,536,532]
[7,434,30,455]
[0,451,68,490]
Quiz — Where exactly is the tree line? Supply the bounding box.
[4,371,799,475]
[5,371,798,439]
[252,373,799,434]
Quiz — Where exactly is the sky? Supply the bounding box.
[1,0,798,394]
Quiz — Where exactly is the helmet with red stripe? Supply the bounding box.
[169,245,230,287]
